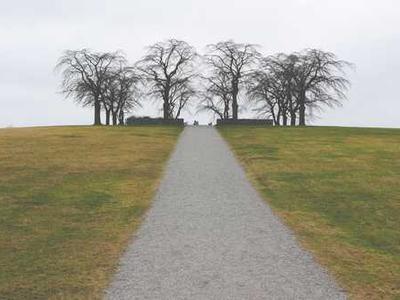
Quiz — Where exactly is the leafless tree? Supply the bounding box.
[169,79,196,119]
[56,49,125,125]
[102,73,116,125]
[257,53,301,126]
[198,70,232,120]
[136,39,197,119]
[103,67,141,125]
[294,49,352,125]
[204,40,260,120]
[248,53,300,126]
[249,50,351,126]
[247,68,285,126]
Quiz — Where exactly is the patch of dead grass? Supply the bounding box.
[220,126,400,299]
[0,126,182,299]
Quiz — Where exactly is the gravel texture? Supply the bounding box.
[105,126,346,300]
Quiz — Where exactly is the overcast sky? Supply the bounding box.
[1,0,399,127]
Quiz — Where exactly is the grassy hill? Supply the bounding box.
[0,126,181,299]
[219,126,400,300]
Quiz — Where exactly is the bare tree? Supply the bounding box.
[56,49,125,125]
[136,39,197,119]
[261,53,302,126]
[204,40,260,120]
[102,73,115,125]
[249,50,351,126]
[168,80,195,119]
[294,49,352,125]
[198,70,232,120]
[247,66,286,125]
[248,53,299,126]
[115,68,142,125]
[103,67,141,125]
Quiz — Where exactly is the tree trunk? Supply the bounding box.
[232,82,239,120]
[105,110,110,126]
[94,98,102,125]
[290,113,297,126]
[232,101,238,120]
[224,102,229,119]
[119,111,125,125]
[163,102,170,119]
[112,112,118,125]
[286,89,292,126]
[275,109,281,126]
[299,107,306,125]
[282,112,288,126]
[271,110,278,126]
[299,91,306,126]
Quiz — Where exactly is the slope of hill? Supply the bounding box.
[219,126,400,299]
[0,126,182,299]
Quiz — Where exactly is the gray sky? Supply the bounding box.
[1,0,399,127]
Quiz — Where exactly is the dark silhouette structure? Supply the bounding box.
[126,116,184,126]
[216,119,273,126]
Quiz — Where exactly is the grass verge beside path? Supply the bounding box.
[219,126,400,300]
[0,126,181,299]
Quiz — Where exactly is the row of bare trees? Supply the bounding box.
[56,49,140,125]
[56,40,352,126]
[199,43,352,126]
[247,50,352,126]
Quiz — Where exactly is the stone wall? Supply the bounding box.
[216,119,273,126]
[126,117,184,126]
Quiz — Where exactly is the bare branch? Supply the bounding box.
[136,39,197,119]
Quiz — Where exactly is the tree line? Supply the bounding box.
[56,39,352,126]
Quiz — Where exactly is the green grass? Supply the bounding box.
[0,126,182,299]
[219,126,400,300]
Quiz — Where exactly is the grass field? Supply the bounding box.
[219,126,400,300]
[0,126,181,299]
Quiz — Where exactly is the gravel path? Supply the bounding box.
[105,126,346,300]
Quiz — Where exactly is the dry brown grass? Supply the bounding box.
[0,125,182,299]
[220,126,400,300]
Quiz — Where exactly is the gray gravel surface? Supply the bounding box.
[105,126,346,300]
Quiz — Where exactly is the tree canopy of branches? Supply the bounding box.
[102,67,141,125]
[198,70,232,120]
[248,49,351,126]
[56,43,352,126]
[56,49,126,125]
[136,39,197,120]
[295,49,352,125]
[203,40,260,120]
[247,60,286,125]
